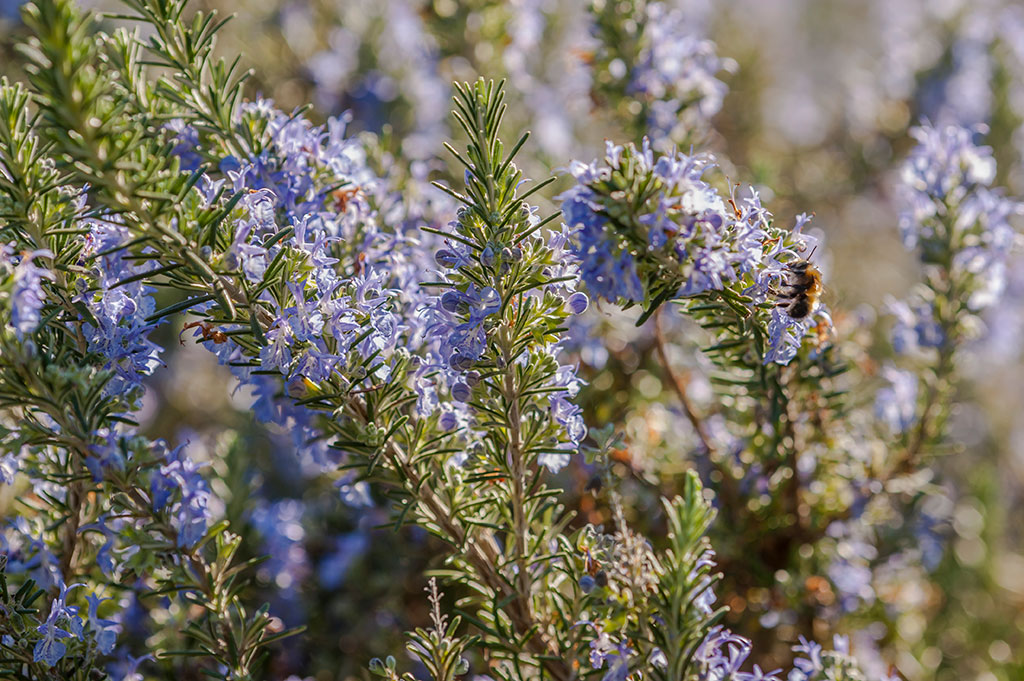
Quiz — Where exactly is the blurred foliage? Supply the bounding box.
[1,0,1023,679]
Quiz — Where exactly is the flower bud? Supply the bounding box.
[481,245,496,267]
[439,411,458,430]
[435,249,459,268]
[451,382,471,401]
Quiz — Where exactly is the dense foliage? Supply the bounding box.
[0,1,1021,681]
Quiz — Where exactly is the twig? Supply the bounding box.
[653,307,717,456]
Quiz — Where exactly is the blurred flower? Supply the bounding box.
[875,365,918,435]
[4,246,54,339]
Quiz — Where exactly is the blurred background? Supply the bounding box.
[2,0,1023,679]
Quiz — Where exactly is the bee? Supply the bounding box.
[774,252,823,320]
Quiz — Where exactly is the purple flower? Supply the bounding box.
[2,516,61,588]
[897,122,1022,318]
[588,630,619,669]
[294,342,341,383]
[451,381,471,402]
[693,626,752,679]
[85,593,120,654]
[537,443,574,474]
[34,582,82,668]
[875,365,918,435]
[79,222,163,398]
[85,431,126,482]
[573,236,644,304]
[439,410,458,431]
[0,452,18,485]
[591,1,733,146]
[107,653,151,681]
[424,284,501,371]
[900,124,995,220]
[737,665,783,681]
[557,161,647,304]
[567,291,590,314]
[80,515,119,578]
[286,281,325,342]
[886,298,943,353]
[763,308,812,366]
[166,119,202,171]
[8,247,54,338]
[260,324,294,374]
[150,442,211,548]
[34,616,72,667]
[792,635,824,675]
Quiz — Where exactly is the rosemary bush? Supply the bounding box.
[0,1,1020,681]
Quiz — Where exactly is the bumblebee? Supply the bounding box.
[775,258,823,320]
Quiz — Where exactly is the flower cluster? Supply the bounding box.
[628,2,734,143]
[574,475,891,681]
[8,0,1021,678]
[874,365,918,435]
[587,0,734,145]
[2,245,53,339]
[417,127,589,472]
[876,124,1021,439]
[897,123,1020,312]
[884,297,943,354]
[175,101,436,471]
[790,635,899,681]
[302,0,448,159]
[78,219,164,400]
[559,140,826,365]
[149,441,212,548]
[22,580,122,668]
